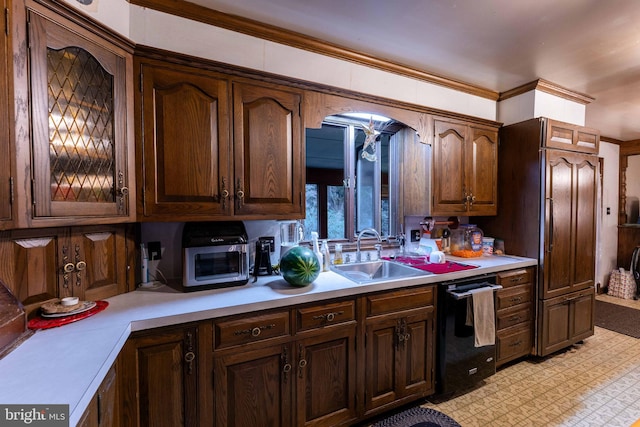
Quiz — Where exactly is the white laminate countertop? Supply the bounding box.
[0,254,536,426]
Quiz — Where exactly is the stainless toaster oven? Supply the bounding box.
[182,221,249,291]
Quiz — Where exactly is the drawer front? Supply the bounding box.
[497,268,533,288]
[497,306,532,330]
[214,311,290,350]
[296,300,355,332]
[497,323,532,364]
[496,284,532,310]
[366,286,434,317]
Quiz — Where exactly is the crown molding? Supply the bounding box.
[499,78,594,105]
[128,0,499,100]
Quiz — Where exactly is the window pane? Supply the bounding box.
[304,183,318,239]
[327,185,345,239]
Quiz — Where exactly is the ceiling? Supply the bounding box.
[187,0,640,142]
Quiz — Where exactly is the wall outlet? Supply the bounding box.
[147,241,162,260]
[410,229,421,242]
[259,236,275,252]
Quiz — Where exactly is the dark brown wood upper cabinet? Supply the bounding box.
[136,56,304,221]
[0,0,12,228]
[26,6,134,224]
[432,119,498,216]
[137,61,231,219]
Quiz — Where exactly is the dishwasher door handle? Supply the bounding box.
[446,284,502,300]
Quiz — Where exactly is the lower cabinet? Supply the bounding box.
[116,285,437,426]
[212,301,357,427]
[120,324,200,426]
[78,361,119,427]
[495,268,534,366]
[361,285,436,417]
[538,287,595,357]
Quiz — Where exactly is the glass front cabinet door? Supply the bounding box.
[27,8,134,222]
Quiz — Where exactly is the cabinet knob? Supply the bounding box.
[63,263,75,273]
[75,261,87,271]
[116,186,129,196]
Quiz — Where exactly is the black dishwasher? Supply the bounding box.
[436,274,501,396]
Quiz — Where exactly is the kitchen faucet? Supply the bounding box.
[356,228,382,262]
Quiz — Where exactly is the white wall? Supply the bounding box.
[598,141,620,290]
[127,6,497,121]
[498,90,586,127]
[60,0,131,38]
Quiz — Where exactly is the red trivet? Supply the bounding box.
[28,301,109,330]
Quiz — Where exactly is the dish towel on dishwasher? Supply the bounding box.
[471,287,495,347]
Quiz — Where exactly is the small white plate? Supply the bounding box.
[41,301,96,318]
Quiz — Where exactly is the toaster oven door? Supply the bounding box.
[184,245,248,287]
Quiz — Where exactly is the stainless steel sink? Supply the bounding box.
[330,260,429,284]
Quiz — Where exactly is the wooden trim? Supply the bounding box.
[499,78,594,105]
[128,0,499,100]
[30,0,135,51]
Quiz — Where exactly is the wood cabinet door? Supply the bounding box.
[295,327,357,427]
[0,0,11,227]
[121,326,199,427]
[395,128,431,217]
[467,126,498,215]
[363,307,434,415]
[232,82,303,217]
[214,344,293,427]
[69,226,129,301]
[432,120,467,214]
[397,310,435,399]
[543,150,597,299]
[538,288,594,357]
[138,62,231,219]
[79,361,119,427]
[0,229,60,316]
[27,10,133,220]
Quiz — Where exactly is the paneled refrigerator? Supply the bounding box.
[477,117,597,357]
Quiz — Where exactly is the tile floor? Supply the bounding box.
[420,294,640,427]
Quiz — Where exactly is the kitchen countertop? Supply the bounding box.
[0,254,536,425]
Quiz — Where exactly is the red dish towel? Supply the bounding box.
[384,257,478,274]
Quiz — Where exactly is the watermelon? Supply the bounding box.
[280,246,320,287]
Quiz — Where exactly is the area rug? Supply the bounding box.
[595,300,640,338]
[372,407,461,427]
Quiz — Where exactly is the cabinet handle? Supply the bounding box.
[509,315,522,322]
[510,276,525,283]
[75,261,86,271]
[547,197,554,252]
[233,323,276,337]
[509,340,522,347]
[281,346,290,383]
[184,351,195,375]
[221,177,229,210]
[116,171,128,213]
[312,311,344,323]
[236,179,244,209]
[298,344,306,378]
[510,296,523,303]
[63,263,75,273]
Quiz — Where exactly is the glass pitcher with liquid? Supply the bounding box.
[279,220,304,259]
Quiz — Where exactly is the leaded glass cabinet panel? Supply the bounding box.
[28,9,132,220]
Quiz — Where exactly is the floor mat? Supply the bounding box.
[595,300,640,338]
[371,407,461,427]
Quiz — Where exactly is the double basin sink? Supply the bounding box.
[330,260,430,284]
